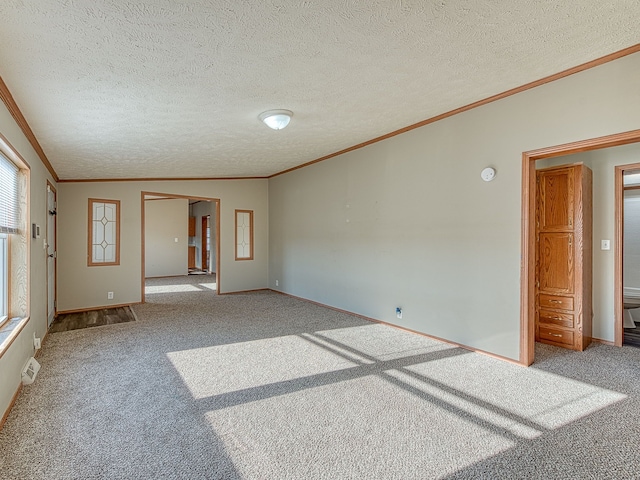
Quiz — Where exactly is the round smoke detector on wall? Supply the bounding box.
[481,167,496,182]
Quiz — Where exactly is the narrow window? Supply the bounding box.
[0,150,22,327]
[235,209,253,260]
[88,198,120,266]
[0,234,8,326]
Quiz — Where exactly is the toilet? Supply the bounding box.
[623,308,637,329]
[623,292,640,329]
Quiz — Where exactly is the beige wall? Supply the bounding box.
[0,102,57,419]
[2,50,639,422]
[145,199,188,278]
[57,179,268,311]
[269,52,640,361]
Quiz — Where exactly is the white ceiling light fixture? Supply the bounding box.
[259,109,293,130]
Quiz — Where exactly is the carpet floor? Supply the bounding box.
[1,275,640,479]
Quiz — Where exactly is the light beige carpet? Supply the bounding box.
[1,275,640,479]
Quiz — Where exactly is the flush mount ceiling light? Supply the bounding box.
[258,109,293,130]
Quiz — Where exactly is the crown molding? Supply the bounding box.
[270,43,640,179]
[0,76,59,182]
[57,176,268,183]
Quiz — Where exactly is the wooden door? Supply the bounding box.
[201,216,209,272]
[188,246,196,269]
[535,164,592,351]
[538,168,574,231]
[538,232,574,294]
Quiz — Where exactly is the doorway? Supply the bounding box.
[141,191,220,302]
[521,129,640,365]
[46,181,57,326]
[618,164,640,347]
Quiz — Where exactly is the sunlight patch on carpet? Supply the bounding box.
[315,323,452,361]
[203,373,517,479]
[167,334,361,399]
[145,284,204,294]
[404,354,627,431]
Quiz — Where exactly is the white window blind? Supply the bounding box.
[0,152,20,234]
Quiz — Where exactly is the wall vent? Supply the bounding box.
[21,357,41,385]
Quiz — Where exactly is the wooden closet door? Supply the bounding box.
[535,164,592,351]
[538,232,574,294]
[539,168,574,231]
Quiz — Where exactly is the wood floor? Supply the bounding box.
[49,306,136,333]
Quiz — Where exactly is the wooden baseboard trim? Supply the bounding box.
[57,302,140,315]
[591,337,615,346]
[0,384,22,432]
[220,288,270,295]
[1,324,51,431]
[269,289,525,366]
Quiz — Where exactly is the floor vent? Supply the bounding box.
[21,357,41,385]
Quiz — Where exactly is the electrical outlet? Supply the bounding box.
[276,280,279,287]
[33,333,41,350]
[396,307,403,319]
[107,291,114,300]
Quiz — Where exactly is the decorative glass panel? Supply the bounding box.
[88,199,120,266]
[235,210,253,260]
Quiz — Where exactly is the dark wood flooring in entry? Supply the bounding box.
[49,307,136,333]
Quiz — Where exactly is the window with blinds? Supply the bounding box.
[0,152,20,234]
[1,151,20,324]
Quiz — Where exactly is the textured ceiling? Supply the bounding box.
[0,1,639,180]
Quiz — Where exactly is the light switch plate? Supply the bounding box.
[601,240,611,250]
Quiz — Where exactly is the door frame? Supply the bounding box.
[141,191,221,302]
[201,215,209,272]
[615,161,640,347]
[46,180,57,325]
[521,128,640,366]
